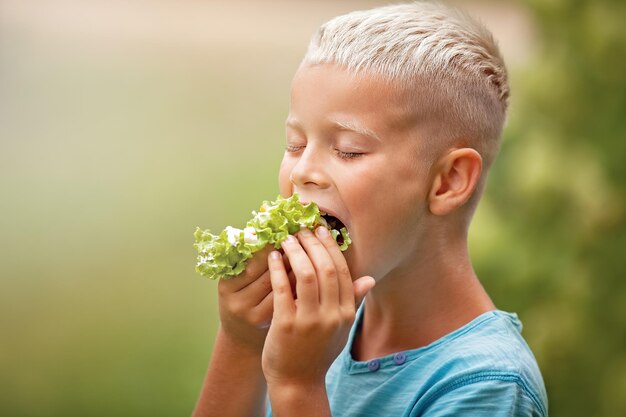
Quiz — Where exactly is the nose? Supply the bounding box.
[289,146,331,189]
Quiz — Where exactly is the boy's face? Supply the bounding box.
[279,63,431,280]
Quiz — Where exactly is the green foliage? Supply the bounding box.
[472,1,626,415]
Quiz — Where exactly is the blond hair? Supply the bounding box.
[302,1,509,169]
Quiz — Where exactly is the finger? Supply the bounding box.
[353,276,376,307]
[282,251,292,272]
[288,269,297,297]
[267,250,295,316]
[296,227,339,308]
[314,226,354,308]
[220,245,274,292]
[281,234,319,314]
[251,289,274,329]
[235,269,273,305]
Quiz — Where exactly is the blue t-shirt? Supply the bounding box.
[266,306,547,416]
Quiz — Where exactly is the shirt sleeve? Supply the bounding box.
[419,378,546,417]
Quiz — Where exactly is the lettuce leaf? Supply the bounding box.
[193,194,351,280]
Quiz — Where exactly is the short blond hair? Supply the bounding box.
[302,1,509,169]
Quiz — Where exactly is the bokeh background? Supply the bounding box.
[1,0,624,416]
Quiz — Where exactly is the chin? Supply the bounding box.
[343,247,369,280]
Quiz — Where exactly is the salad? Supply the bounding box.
[193,194,351,280]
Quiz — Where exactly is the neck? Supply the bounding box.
[352,230,495,361]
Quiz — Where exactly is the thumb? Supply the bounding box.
[353,276,376,306]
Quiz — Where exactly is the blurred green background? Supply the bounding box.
[1,0,624,416]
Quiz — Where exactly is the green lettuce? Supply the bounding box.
[193,194,351,280]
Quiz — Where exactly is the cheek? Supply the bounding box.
[350,157,424,223]
[278,156,293,196]
[347,156,427,275]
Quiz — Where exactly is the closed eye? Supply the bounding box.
[285,144,362,160]
[285,145,305,153]
[335,150,363,160]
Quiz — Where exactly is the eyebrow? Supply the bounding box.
[332,119,382,142]
[285,117,382,142]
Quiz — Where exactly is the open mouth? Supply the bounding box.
[320,213,348,246]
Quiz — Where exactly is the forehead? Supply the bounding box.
[289,63,415,136]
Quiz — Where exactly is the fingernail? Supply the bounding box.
[283,235,297,244]
[270,251,281,260]
[316,226,329,237]
[299,226,312,236]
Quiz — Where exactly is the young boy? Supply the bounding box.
[193,2,547,416]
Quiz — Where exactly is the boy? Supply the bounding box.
[193,2,547,416]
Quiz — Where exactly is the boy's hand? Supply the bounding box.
[217,245,285,353]
[261,226,375,387]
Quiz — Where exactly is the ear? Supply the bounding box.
[428,148,483,216]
